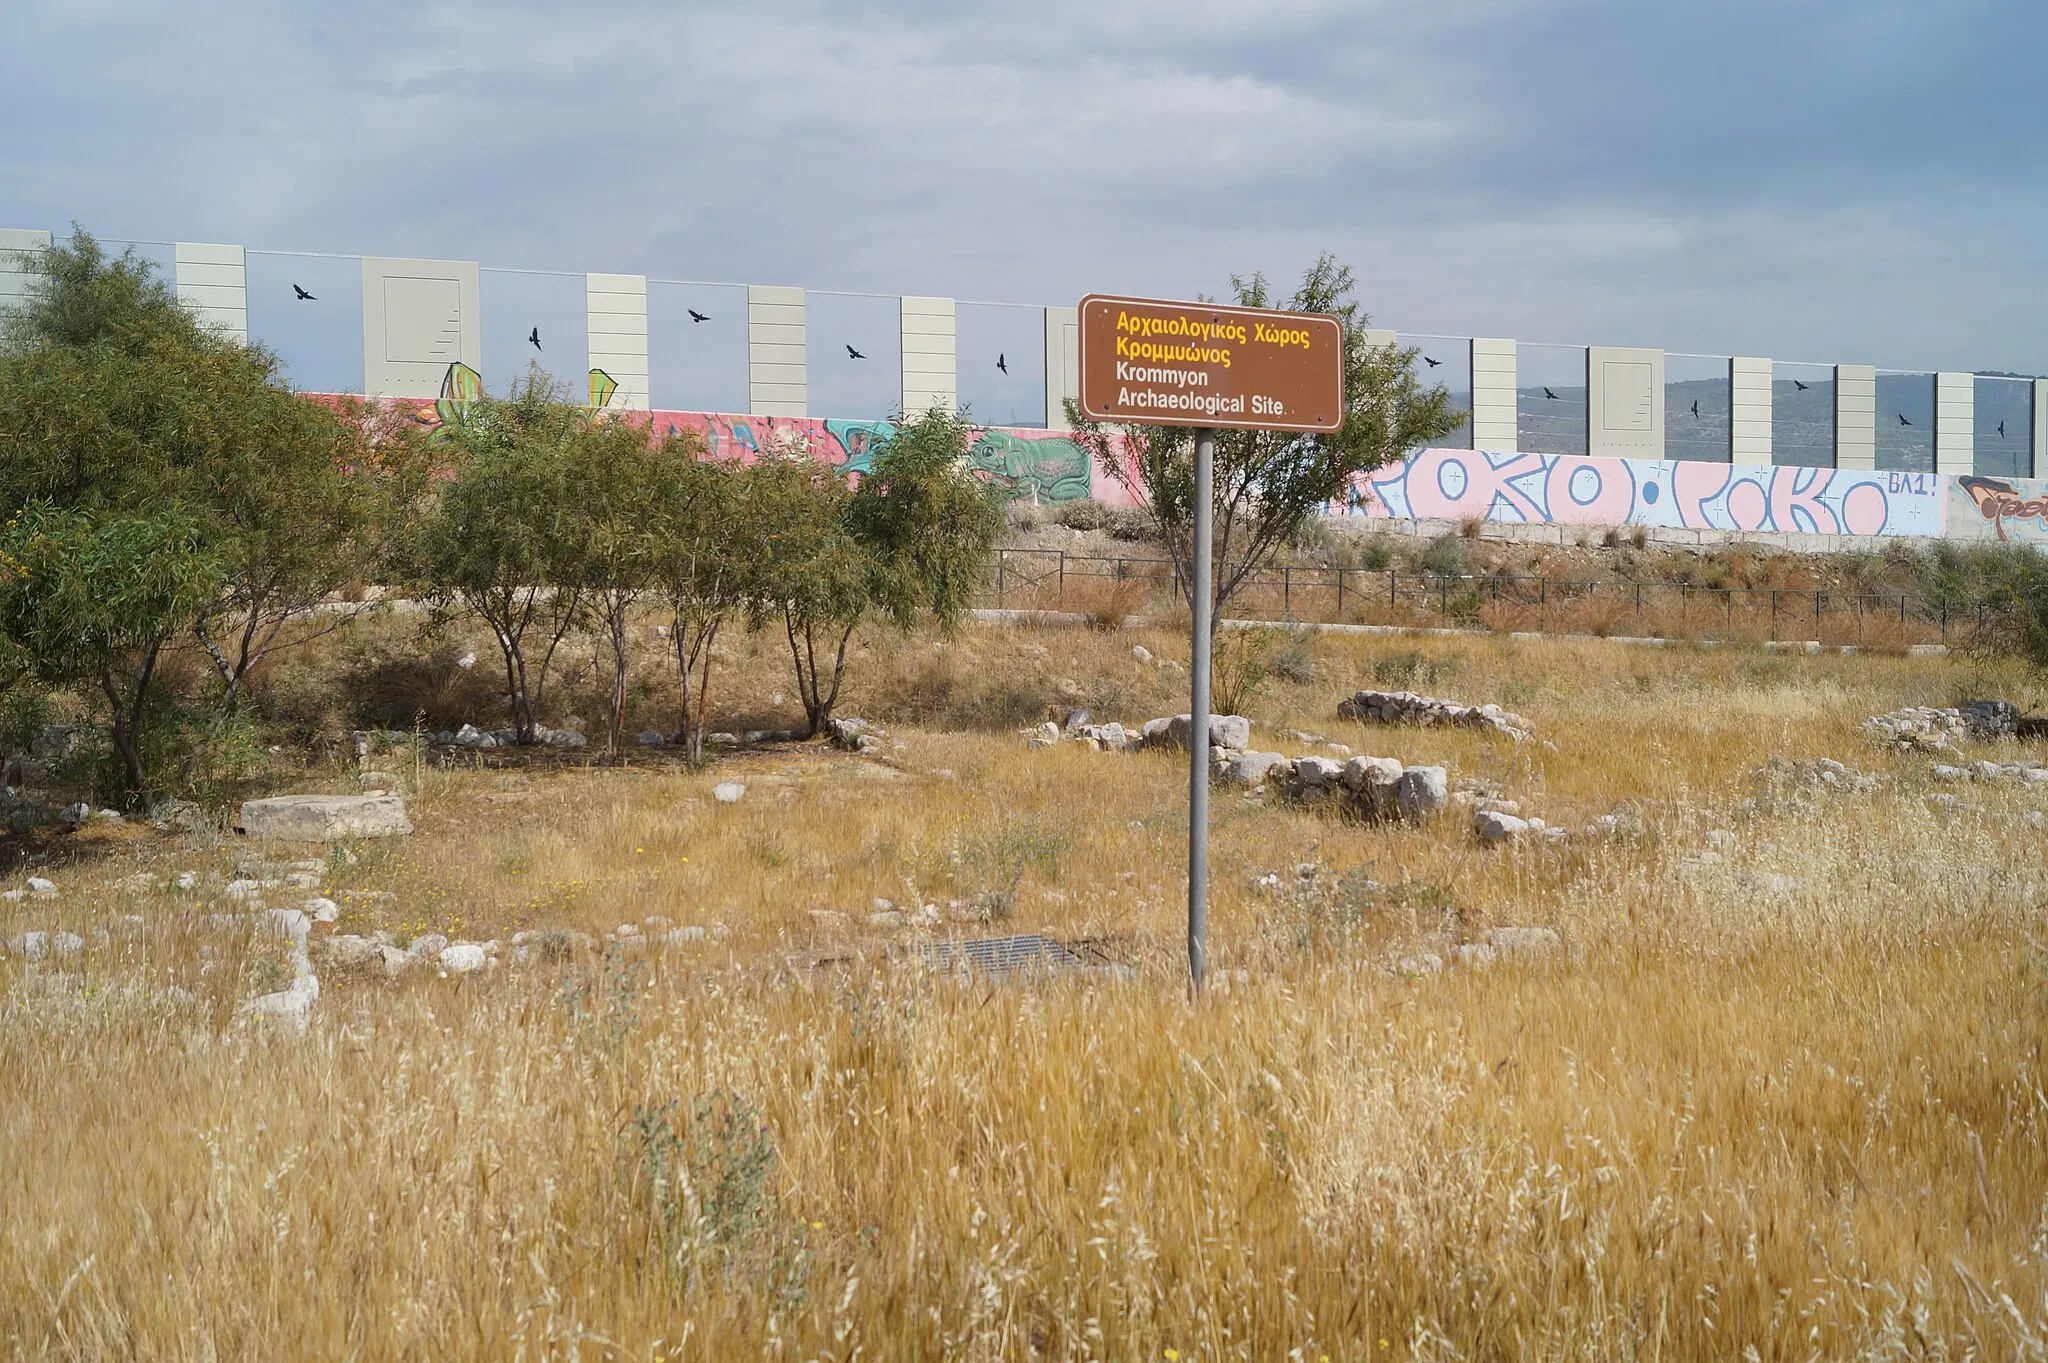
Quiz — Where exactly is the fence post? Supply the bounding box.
[997,551,1006,608]
[1770,589,1778,642]
[1336,568,1345,621]
[1284,567,1292,622]
[1390,569,1397,609]
[1815,590,1823,640]
[1057,552,1066,610]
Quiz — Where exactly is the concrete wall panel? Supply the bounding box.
[1586,346,1663,459]
[2035,380,2047,482]
[1835,364,1876,470]
[0,228,53,313]
[586,272,648,410]
[361,257,481,398]
[176,242,247,345]
[900,294,956,414]
[1044,305,1079,430]
[1934,371,1973,476]
[1470,338,1516,450]
[1730,356,1772,465]
[748,285,807,416]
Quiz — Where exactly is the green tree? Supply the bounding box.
[846,403,1007,631]
[652,453,747,766]
[0,230,381,795]
[1066,254,1459,629]
[0,504,222,804]
[748,404,1005,739]
[748,458,873,740]
[398,369,589,744]
[571,417,706,752]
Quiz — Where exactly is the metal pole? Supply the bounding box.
[1188,427,1215,995]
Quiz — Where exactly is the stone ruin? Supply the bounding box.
[1336,689,1533,742]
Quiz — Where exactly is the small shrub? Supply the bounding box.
[1273,630,1317,686]
[1103,506,1155,542]
[1372,649,1461,689]
[1007,500,1046,532]
[949,817,1072,919]
[1051,499,1109,532]
[1459,516,1485,540]
[1212,627,1283,714]
[1357,534,1394,572]
[1419,535,1468,578]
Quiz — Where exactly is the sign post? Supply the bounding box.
[1074,294,1345,993]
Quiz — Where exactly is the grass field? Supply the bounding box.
[3,622,2045,1359]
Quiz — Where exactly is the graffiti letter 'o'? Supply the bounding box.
[1541,456,1635,526]
[1725,478,1770,531]
[1404,449,1485,520]
[1841,482,1889,536]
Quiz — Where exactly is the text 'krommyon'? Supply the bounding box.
[1114,361,1210,388]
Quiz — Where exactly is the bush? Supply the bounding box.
[1103,505,1156,542]
[1051,498,1109,532]
[1419,534,1468,578]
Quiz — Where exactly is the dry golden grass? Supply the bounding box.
[3,625,2046,1359]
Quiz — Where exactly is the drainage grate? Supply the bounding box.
[916,934,1093,979]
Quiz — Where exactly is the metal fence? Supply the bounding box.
[988,549,1989,648]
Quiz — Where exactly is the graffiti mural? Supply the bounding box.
[329,366,1129,506]
[1952,474,2048,544]
[1348,448,1947,538]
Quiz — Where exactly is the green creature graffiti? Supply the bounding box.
[965,429,1091,504]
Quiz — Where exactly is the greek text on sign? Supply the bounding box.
[1077,294,1345,433]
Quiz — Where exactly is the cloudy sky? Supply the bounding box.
[6,0,2045,380]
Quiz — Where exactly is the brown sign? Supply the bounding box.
[1076,293,1346,433]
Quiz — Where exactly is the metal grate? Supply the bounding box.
[916,934,1090,979]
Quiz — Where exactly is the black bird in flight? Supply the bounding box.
[687,309,710,323]
[1423,355,1442,367]
[1793,379,1809,391]
[1542,386,1559,400]
[1898,414,1911,426]
[996,353,1008,375]
[846,344,865,360]
[1691,399,1701,418]
[292,284,315,301]
[528,327,542,351]
[1998,420,2007,438]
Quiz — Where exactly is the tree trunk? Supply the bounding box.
[99,642,161,810]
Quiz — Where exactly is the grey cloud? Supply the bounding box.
[2,0,2044,372]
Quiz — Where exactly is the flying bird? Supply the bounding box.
[1691,399,1701,418]
[996,353,1008,375]
[1793,379,1809,391]
[1423,355,1442,367]
[1542,386,1559,400]
[528,327,541,351]
[1898,414,1911,426]
[687,309,710,323]
[1999,420,2007,438]
[846,344,865,360]
[291,284,315,301]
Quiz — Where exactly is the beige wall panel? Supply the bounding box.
[1044,305,1080,429]
[0,228,54,312]
[1835,364,1876,470]
[586,272,648,410]
[1934,371,1973,475]
[1730,356,1772,465]
[1587,346,1663,459]
[749,285,807,416]
[177,242,247,345]
[362,257,481,398]
[2034,380,2047,481]
[901,295,956,413]
[1470,337,1516,451]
